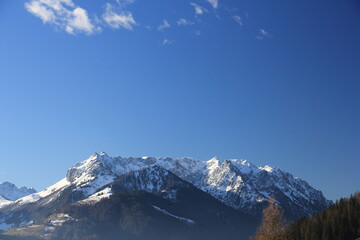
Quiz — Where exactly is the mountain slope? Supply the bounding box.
[63,166,256,240]
[287,192,360,240]
[1,166,257,240]
[0,152,331,233]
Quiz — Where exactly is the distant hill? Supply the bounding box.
[287,192,360,240]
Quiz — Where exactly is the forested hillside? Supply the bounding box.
[287,192,360,240]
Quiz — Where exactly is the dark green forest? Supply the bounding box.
[287,192,360,240]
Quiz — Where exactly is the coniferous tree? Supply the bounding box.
[287,192,360,240]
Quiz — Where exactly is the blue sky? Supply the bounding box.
[0,0,359,201]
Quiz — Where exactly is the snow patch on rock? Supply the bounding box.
[152,205,195,224]
[78,187,112,204]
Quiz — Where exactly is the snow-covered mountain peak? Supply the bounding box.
[66,152,119,183]
[206,157,222,169]
[1,153,331,223]
[0,182,36,202]
[99,152,108,156]
[208,156,221,162]
[236,159,256,169]
[86,152,111,163]
[108,165,193,201]
[64,153,331,213]
[221,159,279,176]
[258,165,275,173]
[225,159,256,173]
[0,182,35,192]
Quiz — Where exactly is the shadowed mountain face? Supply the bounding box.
[0,152,331,239]
[51,167,257,240]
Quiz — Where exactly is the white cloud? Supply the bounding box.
[207,0,218,8]
[67,8,96,34]
[233,15,243,26]
[25,0,55,23]
[157,20,170,31]
[190,3,207,15]
[103,3,137,30]
[162,38,174,45]
[115,0,135,7]
[177,18,193,26]
[25,0,98,35]
[256,28,272,40]
[194,30,201,36]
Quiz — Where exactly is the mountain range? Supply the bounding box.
[0,152,332,240]
[0,182,35,203]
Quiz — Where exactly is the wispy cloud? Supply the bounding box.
[194,30,201,36]
[177,18,193,26]
[190,3,207,16]
[158,20,170,31]
[256,28,272,40]
[233,15,243,26]
[207,0,218,9]
[145,25,153,30]
[25,0,99,35]
[162,38,174,45]
[114,0,135,8]
[103,3,137,30]
[25,0,272,41]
